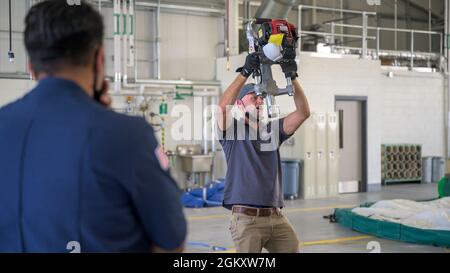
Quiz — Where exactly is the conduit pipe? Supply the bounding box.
[113,0,122,92]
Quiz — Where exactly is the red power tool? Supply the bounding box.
[246,18,299,116]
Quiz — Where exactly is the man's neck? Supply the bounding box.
[37,68,93,96]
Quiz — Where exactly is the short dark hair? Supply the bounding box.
[24,0,104,74]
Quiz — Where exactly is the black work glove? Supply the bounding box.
[236,52,260,78]
[280,59,298,80]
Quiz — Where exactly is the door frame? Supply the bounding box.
[335,96,368,193]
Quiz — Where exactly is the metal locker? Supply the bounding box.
[297,114,316,199]
[327,112,339,197]
[315,113,327,198]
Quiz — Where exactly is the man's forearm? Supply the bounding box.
[282,78,311,135]
[219,74,247,110]
[292,79,310,118]
[218,74,248,130]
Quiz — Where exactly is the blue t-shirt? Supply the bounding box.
[0,77,186,253]
[219,117,291,209]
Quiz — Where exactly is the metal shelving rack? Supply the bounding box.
[381,144,422,185]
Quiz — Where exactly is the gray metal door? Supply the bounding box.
[336,100,363,193]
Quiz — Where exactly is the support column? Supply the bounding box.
[226,0,239,56]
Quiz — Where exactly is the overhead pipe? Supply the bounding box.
[210,95,218,181]
[155,0,161,79]
[121,75,220,96]
[122,0,128,83]
[362,12,368,58]
[110,87,219,97]
[93,0,224,15]
[445,0,450,159]
[121,78,220,94]
[395,0,398,51]
[244,0,251,21]
[132,78,220,87]
[225,0,230,70]
[226,0,239,57]
[128,0,135,67]
[136,1,224,15]
[340,0,344,44]
[298,4,376,15]
[113,0,122,92]
[202,94,209,155]
[326,23,440,35]
[254,0,297,19]
[428,0,431,53]
[26,0,32,78]
[0,73,32,80]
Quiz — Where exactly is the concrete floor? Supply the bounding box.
[184,183,450,253]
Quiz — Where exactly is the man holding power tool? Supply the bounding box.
[217,49,311,253]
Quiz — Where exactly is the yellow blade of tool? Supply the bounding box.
[268,34,284,46]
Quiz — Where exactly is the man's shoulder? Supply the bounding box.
[93,107,148,130]
[87,110,158,170]
[90,108,156,144]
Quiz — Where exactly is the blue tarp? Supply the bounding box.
[181,180,225,208]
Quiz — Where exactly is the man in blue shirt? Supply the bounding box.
[0,0,186,253]
[218,53,311,253]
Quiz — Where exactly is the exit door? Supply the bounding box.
[335,97,368,193]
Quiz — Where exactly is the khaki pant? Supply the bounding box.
[229,207,300,253]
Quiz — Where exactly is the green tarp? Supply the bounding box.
[438,178,450,198]
[335,205,450,248]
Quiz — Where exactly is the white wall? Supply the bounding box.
[380,71,445,156]
[0,78,34,106]
[216,53,446,186]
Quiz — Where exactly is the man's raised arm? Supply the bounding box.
[218,53,260,131]
[280,60,311,135]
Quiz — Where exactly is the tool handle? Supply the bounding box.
[246,23,256,54]
[248,40,256,54]
[246,21,262,95]
[254,18,272,24]
[286,77,295,96]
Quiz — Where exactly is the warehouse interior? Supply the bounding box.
[0,0,450,253]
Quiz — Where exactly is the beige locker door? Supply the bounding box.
[327,112,339,197]
[336,101,362,193]
[298,115,316,199]
[315,113,327,198]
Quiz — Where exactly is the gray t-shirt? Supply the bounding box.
[219,117,291,209]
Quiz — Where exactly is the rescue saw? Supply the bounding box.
[246,18,299,116]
